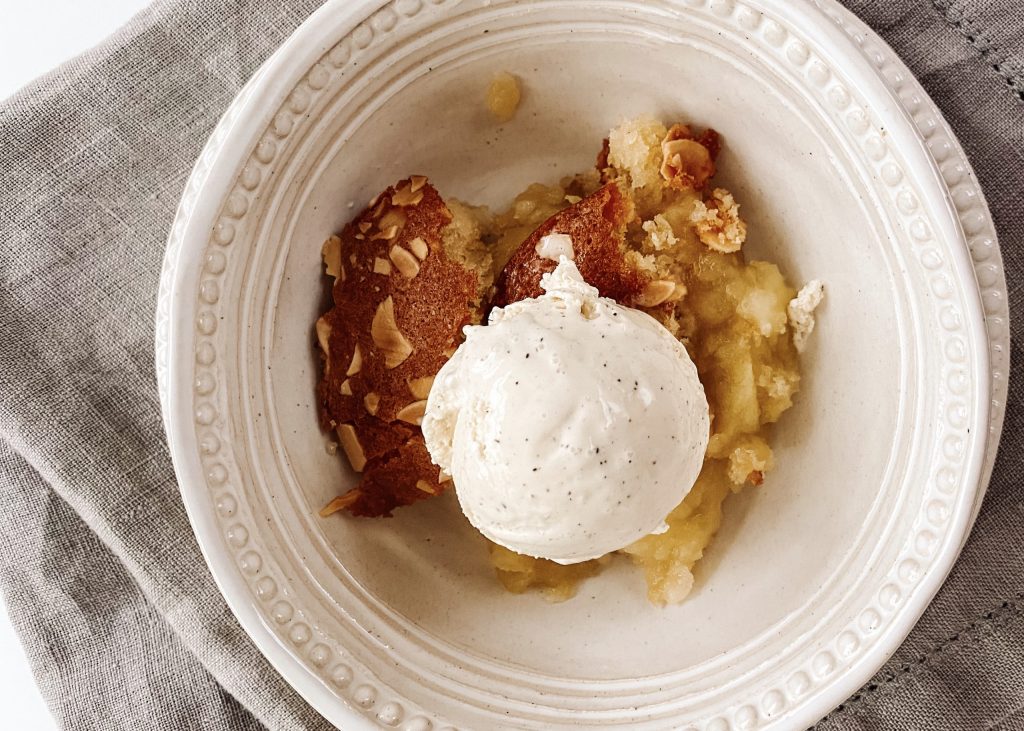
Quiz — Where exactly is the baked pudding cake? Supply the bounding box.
[315,115,823,605]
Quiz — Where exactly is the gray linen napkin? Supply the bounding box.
[0,1,1020,729]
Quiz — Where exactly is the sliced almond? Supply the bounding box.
[660,138,713,187]
[438,469,452,484]
[340,378,353,396]
[357,221,372,233]
[319,489,361,517]
[371,297,413,368]
[407,375,434,399]
[336,424,366,472]
[415,479,435,494]
[369,197,387,219]
[389,245,420,278]
[395,400,427,425]
[346,344,362,376]
[373,257,392,275]
[370,224,399,241]
[363,392,380,415]
[379,207,407,232]
[354,233,365,241]
[409,175,428,193]
[321,236,342,278]
[391,183,425,207]
[315,316,331,357]
[564,194,582,204]
[408,237,428,260]
[636,280,681,307]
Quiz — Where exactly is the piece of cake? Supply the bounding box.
[316,177,484,517]
[490,182,650,308]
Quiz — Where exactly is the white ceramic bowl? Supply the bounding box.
[156,0,1010,728]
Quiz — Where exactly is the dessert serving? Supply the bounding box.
[315,115,823,604]
[161,4,1003,725]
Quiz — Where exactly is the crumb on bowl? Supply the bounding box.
[486,72,521,123]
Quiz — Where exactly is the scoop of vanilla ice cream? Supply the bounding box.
[422,258,710,564]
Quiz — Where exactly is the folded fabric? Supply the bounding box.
[0,1,1020,729]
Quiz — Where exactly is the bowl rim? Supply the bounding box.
[155,0,1008,727]
[158,3,387,728]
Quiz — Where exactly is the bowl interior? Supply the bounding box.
[264,33,902,678]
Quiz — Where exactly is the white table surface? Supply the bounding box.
[1,2,152,727]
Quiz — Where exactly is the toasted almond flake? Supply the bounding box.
[408,237,428,260]
[407,375,434,399]
[354,233,365,240]
[337,424,366,472]
[409,175,427,192]
[321,236,342,277]
[415,479,435,494]
[660,138,713,187]
[380,207,407,231]
[369,198,387,219]
[389,245,420,278]
[371,224,399,241]
[315,316,331,356]
[370,297,413,368]
[319,489,361,517]
[340,378,353,396]
[363,392,380,415]
[373,257,392,275]
[391,184,425,207]
[664,153,682,179]
[346,344,362,376]
[438,469,452,484]
[368,193,380,208]
[636,279,680,307]
[358,221,372,233]
[395,400,427,425]
[564,194,582,204]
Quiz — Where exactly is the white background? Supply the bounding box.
[1,3,152,728]
[0,1,150,102]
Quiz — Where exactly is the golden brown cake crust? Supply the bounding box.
[491,182,647,308]
[317,177,479,516]
[350,435,443,517]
